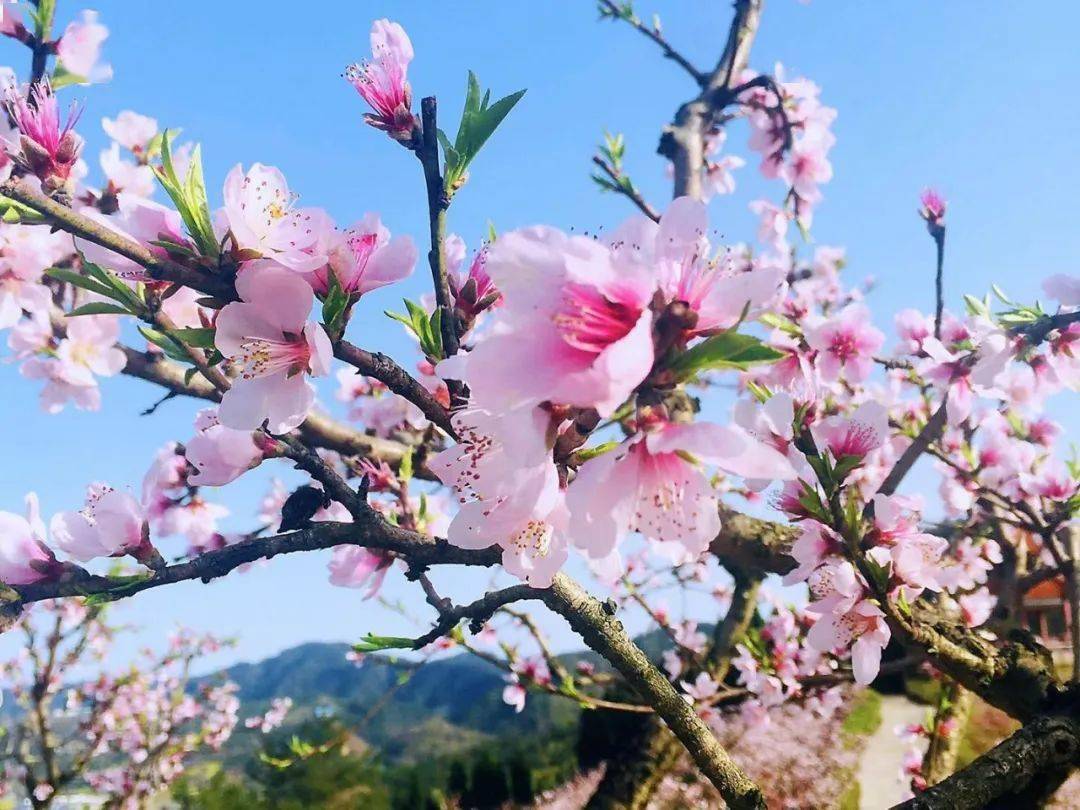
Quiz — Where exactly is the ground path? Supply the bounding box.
[857,694,927,810]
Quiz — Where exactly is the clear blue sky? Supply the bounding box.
[1,1,1077,672]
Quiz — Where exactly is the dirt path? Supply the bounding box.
[857,694,928,810]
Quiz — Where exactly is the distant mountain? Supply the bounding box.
[207,641,589,766]
[207,627,681,766]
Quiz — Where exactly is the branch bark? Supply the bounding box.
[543,574,765,810]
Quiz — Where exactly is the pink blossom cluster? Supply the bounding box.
[0,602,242,808]
[729,598,843,725]
[430,197,797,586]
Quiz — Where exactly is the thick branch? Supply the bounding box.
[542,574,765,810]
[897,714,1080,809]
[121,347,417,467]
[334,340,455,437]
[0,178,236,301]
[12,520,499,608]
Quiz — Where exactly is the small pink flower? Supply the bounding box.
[643,197,786,334]
[328,546,392,598]
[5,80,84,195]
[429,407,568,587]
[958,587,996,628]
[50,484,155,564]
[184,409,263,487]
[220,163,325,273]
[101,110,158,153]
[749,199,789,255]
[1042,273,1080,308]
[919,188,946,226]
[810,401,888,459]
[56,10,112,83]
[214,265,333,433]
[567,420,794,561]
[804,305,884,383]
[0,493,60,585]
[306,212,416,297]
[345,19,415,139]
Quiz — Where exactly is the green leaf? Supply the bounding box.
[398,449,414,483]
[171,327,216,349]
[571,441,620,464]
[49,63,88,90]
[669,332,785,380]
[352,634,416,653]
[138,326,190,363]
[45,267,115,298]
[67,302,132,317]
[155,132,219,258]
[442,71,526,193]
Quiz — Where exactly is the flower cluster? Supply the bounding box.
[431,198,797,585]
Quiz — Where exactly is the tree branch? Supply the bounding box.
[542,574,765,810]
[896,714,1080,809]
[597,0,706,85]
[0,178,236,301]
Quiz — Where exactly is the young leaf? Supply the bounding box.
[669,332,785,380]
[67,302,132,317]
[138,326,191,364]
[442,71,526,194]
[171,327,217,349]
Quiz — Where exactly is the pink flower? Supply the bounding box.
[76,196,186,279]
[449,245,502,321]
[306,212,416,297]
[327,546,393,598]
[220,164,324,273]
[184,409,263,487]
[430,408,569,586]
[810,401,888,460]
[56,10,111,83]
[21,315,125,413]
[0,493,60,585]
[214,265,333,433]
[50,485,155,564]
[0,267,50,329]
[958,587,996,628]
[681,671,721,704]
[101,111,158,153]
[808,595,890,686]
[99,142,155,196]
[634,197,786,335]
[894,308,933,355]
[780,141,833,203]
[567,420,795,560]
[449,226,655,417]
[345,19,415,138]
[1042,273,1080,308]
[159,498,229,553]
[4,80,84,195]
[782,521,841,585]
[502,677,527,713]
[749,199,789,255]
[804,305,884,383]
[919,188,946,226]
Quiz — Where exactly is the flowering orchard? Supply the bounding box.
[0,601,258,809]
[0,1,1076,808]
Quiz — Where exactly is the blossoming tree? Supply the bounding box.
[0,600,247,809]
[0,1,1076,808]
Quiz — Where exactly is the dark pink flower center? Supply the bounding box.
[553,282,640,356]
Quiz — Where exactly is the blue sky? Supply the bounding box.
[1,1,1077,672]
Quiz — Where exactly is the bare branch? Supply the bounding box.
[597,0,705,84]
